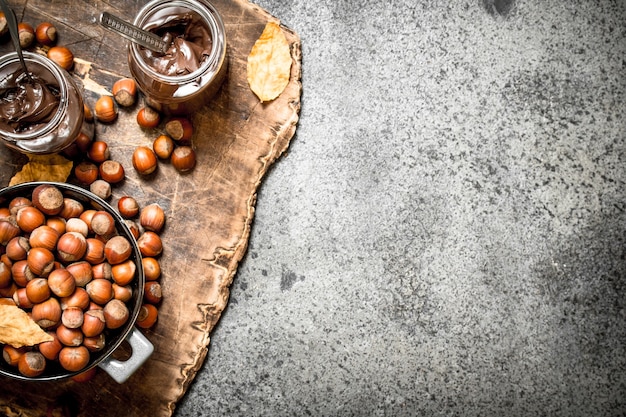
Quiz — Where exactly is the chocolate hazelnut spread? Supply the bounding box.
[0,52,89,154]
[0,70,60,133]
[129,0,227,115]
[139,9,213,76]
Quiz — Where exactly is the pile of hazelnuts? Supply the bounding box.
[0,183,162,378]
[0,18,183,380]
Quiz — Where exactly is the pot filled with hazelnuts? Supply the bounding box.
[0,181,153,383]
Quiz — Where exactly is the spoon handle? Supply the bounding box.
[99,12,171,54]
[0,0,31,76]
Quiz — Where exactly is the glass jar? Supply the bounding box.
[0,52,89,155]
[128,0,228,115]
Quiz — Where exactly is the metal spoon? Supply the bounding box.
[0,0,32,79]
[99,12,171,54]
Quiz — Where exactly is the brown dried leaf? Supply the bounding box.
[9,153,73,186]
[247,21,292,103]
[0,304,54,348]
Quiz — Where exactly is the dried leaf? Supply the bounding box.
[0,304,54,348]
[9,153,73,186]
[247,21,292,103]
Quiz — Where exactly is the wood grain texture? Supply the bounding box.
[0,0,301,416]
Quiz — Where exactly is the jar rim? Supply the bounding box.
[0,51,69,141]
[130,0,226,85]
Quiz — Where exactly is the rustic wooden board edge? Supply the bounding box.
[169,22,303,415]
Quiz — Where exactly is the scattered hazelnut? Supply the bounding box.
[171,146,196,172]
[98,160,125,184]
[153,134,174,159]
[165,117,193,142]
[117,196,139,219]
[90,180,112,201]
[17,22,35,49]
[136,106,160,129]
[132,146,158,175]
[47,46,74,71]
[35,22,57,45]
[94,96,117,123]
[112,78,137,107]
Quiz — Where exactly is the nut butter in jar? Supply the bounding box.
[128,0,228,115]
[0,51,90,155]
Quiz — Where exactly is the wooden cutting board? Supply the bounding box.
[0,0,301,415]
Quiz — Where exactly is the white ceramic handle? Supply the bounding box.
[98,327,154,384]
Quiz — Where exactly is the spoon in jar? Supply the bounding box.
[0,0,32,80]
[99,12,171,54]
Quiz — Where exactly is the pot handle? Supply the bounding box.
[98,327,154,383]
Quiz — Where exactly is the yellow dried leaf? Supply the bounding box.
[0,304,54,348]
[247,21,292,103]
[9,153,73,186]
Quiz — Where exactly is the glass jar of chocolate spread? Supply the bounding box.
[0,51,89,154]
[128,0,227,115]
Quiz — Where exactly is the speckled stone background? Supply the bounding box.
[176,0,626,416]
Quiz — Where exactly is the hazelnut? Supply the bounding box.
[17,22,35,49]
[112,78,137,107]
[27,247,55,277]
[81,309,106,337]
[74,161,99,185]
[137,231,162,257]
[5,236,30,261]
[59,198,84,220]
[65,261,93,287]
[38,332,62,360]
[83,238,106,265]
[18,351,46,377]
[3,345,26,367]
[60,287,90,310]
[103,299,129,329]
[8,196,32,216]
[56,231,88,263]
[29,225,60,250]
[112,283,132,302]
[94,95,117,123]
[144,281,162,305]
[61,306,84,329]
[139,204,165,233]
[0,216,20,245]
[136,106,160,129]
[45,217,66,235]
[85,279,113,305]
[136,303,158,329]
[90,211,115,238]
[142,257,161,281]
[153,134,174,159]
[117,196,139,219]
[89,179,112,201]
[56,324,83,347]
[32,184,64,216]
[171,146,196,172]
[132,146,158,175]
[99,160,125,184]
[87,141,110,163]
[25,278,51,304]
[16,206,45,233]
[111,259,136,286]
[31,297,62,328]
[165,117,193,142]
[59,346,91,376]
[104,236,132,265]
[65,218,89,237]
[35,22,57,45]
[83,334,105,352]
[47,46,74,71]
[47,268,76,298]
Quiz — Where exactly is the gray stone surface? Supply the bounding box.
[176,0,626,416]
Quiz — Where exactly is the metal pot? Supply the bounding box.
[0,181,153,383]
